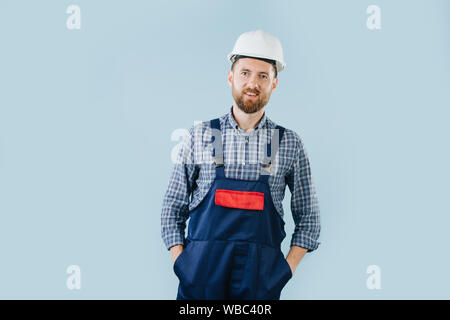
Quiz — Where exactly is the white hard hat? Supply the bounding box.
[227,30,286,73]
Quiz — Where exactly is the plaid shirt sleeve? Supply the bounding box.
[285,132,321,252]
[161,125,199,250]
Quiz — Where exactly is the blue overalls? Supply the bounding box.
[173,118,292,300]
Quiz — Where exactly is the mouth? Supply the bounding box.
[244,92,259,98]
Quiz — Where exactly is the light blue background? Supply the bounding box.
[0,0,449,299]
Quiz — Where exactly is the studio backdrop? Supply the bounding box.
[0,0,449,299]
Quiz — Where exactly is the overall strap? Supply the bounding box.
[210,118,223,167]
[260,125,285,176]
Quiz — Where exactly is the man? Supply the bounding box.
[161,30,321,300]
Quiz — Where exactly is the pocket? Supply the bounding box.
[172,240,209,286]
[173,249,186,271]
[281,257,293,281]
[215,189,264,211]
[173,244,189,276]
[258,247,292,297]
[275,253,293,294]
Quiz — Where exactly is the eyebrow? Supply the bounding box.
[239,68,269,75]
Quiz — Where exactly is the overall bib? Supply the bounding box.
[173,118,292,300]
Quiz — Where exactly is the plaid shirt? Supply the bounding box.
[161,106,321,252]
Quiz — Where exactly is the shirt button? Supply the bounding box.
[242,162,245,166]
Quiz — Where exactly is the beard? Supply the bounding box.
[232,86,271,114]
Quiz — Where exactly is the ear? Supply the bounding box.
[227,69,233,87]
[271,76,278,91]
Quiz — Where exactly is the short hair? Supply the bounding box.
[231,55,278,79]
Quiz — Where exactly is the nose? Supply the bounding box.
[247,74,259,90]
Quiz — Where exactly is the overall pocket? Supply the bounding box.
[173,248,187,273]
[215,189,264,211]
[257,246,292,298]
[173,240,191,278]
[280,255,293,285]
[172,240,210,286]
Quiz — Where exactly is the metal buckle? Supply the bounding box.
[214,156,224,167]
[261,158,272,174]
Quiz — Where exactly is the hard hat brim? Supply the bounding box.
[227,52,285,72]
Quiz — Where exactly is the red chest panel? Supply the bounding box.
[215,189,264,211]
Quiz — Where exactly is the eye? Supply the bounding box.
[260,74,268,80]
[241,71,248,76]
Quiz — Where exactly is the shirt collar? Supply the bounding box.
[227,105,267,133]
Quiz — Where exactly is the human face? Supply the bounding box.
[228,58,278,114]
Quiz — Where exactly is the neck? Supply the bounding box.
[232,104,265,133]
